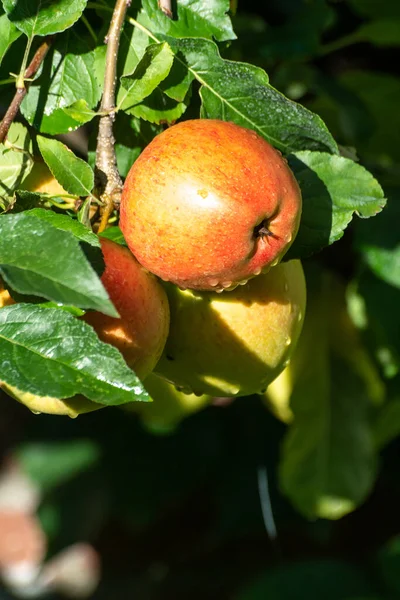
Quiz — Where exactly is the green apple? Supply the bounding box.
[155,260,306,397]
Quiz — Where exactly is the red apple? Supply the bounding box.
[84,238,170,379]
[120,119,302,291]
[0,240,170,416]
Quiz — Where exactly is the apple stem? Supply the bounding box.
[95,0,130,233]
[254,220,274,239]
[0,37,54,145]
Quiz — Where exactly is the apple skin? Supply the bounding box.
[130,373,211,435]
[155,259,306,397]
[21,162,70,198]
[0,382,100,417]
[120,119,302,292]
[84,238,170,380]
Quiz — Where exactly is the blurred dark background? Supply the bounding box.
[1,0,400,598]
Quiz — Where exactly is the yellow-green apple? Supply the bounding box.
[155,259,306,397]
[120,119,302,291]
[21,162,70,198]
[131,373,211,434]
[0,240,170,416]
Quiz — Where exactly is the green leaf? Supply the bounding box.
[37,100,97,136]
[118,42,174,112]
[0,210,116,316]
[356,270,400,377]
[166,37,337,153]
[37,136,94,196]
[0,303,148,404]
[138,0,236,42]
[0,123,33,198]
[99,226,127,246]
[374,399,400,450]
[17,440,101,491]
[287,151,387,259]
[27,208,99,247]
[349,0,400,19]
[377,536,400,596]
[236,560,377,600]
[354,19,400,46]
[355,187,400,289]
[0,11,21,66]
[2,0,87,36]
[280,276,377,520]
[21,32,101,134]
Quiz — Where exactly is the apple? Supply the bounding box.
[120,119,302,291]
[0,279,13,308]
[0,382,100,417]
[21,162,70,198]
[0,239,170,416]
[128,373,211,435]
[84,238,170,379]
[155,259,306,397]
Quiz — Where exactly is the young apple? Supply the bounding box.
[120,119,302,291]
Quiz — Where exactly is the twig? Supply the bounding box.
[0,37,54,144]
[158,0,172,18]
[95,0,130,233]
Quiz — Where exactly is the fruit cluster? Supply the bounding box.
[1,120,306,430]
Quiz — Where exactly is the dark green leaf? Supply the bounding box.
[138,0,236,42]
[21,32,101,134]
[354,19,400,46]
[27,208,99,247]
[236,560,377,600]
[349,0,400,18]
[0,11,21,66]
[0,303,148,404]
[2,0,87,36]
[355,187,400,289]
[377,536,400,595]
[287,151,386,259]
[37,136,94,196]
[0,123,33,197]
[374,400,400,450]
[0,211,115,316]
[119,42,174,112]
[280,277,377,520]
[166,37,338,153]
[99,226,127,246]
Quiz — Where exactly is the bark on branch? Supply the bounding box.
[95,0,131,232]
[0,37,54,144]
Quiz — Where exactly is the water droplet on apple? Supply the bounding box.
[285,336,292,346]
[30,410,41,415]
[216,287,224,293]
[253,267,262,276]
[222,281,232,289]
[68,413,78,419]
[209,278,219,287]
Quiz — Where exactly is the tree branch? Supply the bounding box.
[0,37,54,144]
[95,0,130,232]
